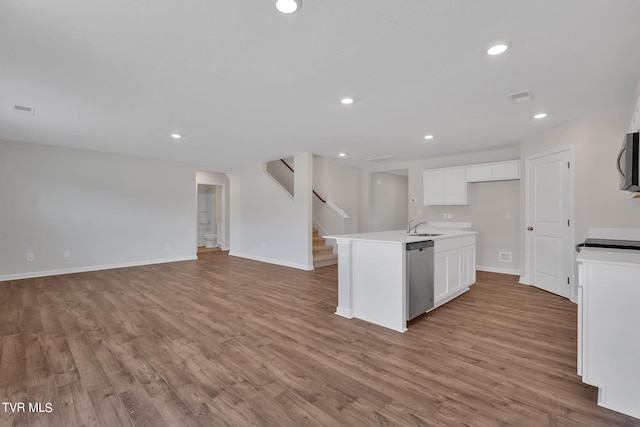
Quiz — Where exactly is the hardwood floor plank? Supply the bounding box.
[117,384,169,427]
[1,252,639,426]
[87,386,133,427]
[56,380,99,427]
[26,383,62,427]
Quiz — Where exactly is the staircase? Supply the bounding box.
[313,229,338,268]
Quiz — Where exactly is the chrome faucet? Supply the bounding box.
[407,220,427,234]
[410,221,427,234]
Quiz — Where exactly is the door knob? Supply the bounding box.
[527,226,534,231]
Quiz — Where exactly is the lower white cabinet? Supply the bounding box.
[577,249,640,420]
[461,243,476,287]
[434,236,476,305]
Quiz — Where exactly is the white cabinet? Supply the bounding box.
[423,167,468,205]
[423,160,519,206]
[434,235,476,305]
[465,160,520,183]
[461,242,476,287]
[577,249,640,420]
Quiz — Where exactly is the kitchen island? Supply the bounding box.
[325,225,477,332]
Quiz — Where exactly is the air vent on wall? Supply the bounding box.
[507,90,534,104]
[367,155,394,163]
[13,104,35,115]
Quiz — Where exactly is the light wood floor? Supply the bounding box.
[1,252,638,426]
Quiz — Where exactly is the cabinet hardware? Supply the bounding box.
[527,226,534,231]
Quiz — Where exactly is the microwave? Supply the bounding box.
[617,132,640,192]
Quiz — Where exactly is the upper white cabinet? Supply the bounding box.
[424,167,468,205]
[466,160,520,182]
[423,160,519,205]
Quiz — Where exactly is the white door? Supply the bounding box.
[526,148,573,298]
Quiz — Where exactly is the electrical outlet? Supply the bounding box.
[261,242,266,249]
[447,213,453,219]
[64,250,71,258]
[505,212,512,220]
[25,252,35,262]
[499,251,512,262]
[165,243,171,251]
[442,213,447,219]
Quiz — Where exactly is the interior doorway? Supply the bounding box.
[525,147,573,299]
[368,169,409,232]
[197,184,223,253]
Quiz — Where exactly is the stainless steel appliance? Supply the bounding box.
[617,131,640,192]
[406,240,435,320]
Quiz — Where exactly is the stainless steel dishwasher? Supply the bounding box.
[406,240,435,320]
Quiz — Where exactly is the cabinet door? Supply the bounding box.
[434,252,448,301]
[443,168,468,205]
[465,165,492,182]
[491,161,520,180]
[423,170,444,205]
[446,249,462,293]
[461,244,476,286]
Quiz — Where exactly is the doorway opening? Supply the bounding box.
[197,184,223,254]
[368,169,409,232]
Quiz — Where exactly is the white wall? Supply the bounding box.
[0,139,197,280]
[519,97,640,293]
[312,155,360,236]
[368,171,408,232]
[359,147,522,273]
[196,170,230,250]
[229,152,313,270]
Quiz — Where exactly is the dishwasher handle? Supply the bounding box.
[406,241,434,251]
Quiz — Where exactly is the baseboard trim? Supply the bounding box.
[476,265,521,276]
[228,251,314,271]
[335,306,354,319]
[0,256,198,282]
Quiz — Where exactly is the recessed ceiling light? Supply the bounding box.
[171,133,183,139]
[341,97,355,105]
[487,43,509,55]
[338,153,347,157]
[534,113,547,119]
[276,0,301,14]
[424,134,434,140]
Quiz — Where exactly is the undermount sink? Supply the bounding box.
[408,233,442,237]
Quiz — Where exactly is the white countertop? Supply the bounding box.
[577,247,640,266]
[324,228,477,244]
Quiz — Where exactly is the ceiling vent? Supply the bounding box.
[508,90,534,104]
[13,104,35,115]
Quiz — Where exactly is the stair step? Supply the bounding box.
[312,236,325,243]
[313,253,338,268]
[313,244,333,253]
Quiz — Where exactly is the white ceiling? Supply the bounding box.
[1,1,640,171]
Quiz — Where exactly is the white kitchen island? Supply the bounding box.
[325,226,477,332]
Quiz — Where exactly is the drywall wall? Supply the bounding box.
[520,100,640,294]
[360,147,522,274]
[196,170,230,249]
[312,155,360,236]
[0,139,197,280]
[229,152,313,270]
[368,171,408,232]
